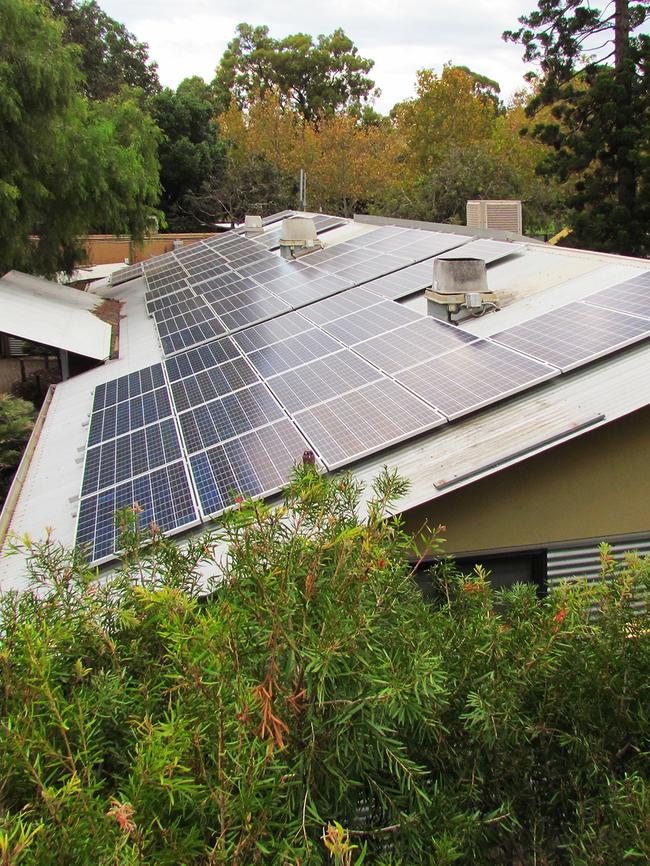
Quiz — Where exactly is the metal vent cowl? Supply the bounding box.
[433,258,488,295]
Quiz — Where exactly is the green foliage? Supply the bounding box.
[0,393,34,504]
[149,78,225,231]
[214,23,377,122]
[45,0,160,100]
[1,468,649,864]
[0,394,34,471]
[0,0,161,272]
[505,1,650,256]
[0,0,162,276]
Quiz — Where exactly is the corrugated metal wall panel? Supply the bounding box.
[547,535,650,594]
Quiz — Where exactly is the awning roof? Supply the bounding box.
[0,271,112,360]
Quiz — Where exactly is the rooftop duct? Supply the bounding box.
[243,214,263,237]
[279,216,321,259]
[426,258,497,322]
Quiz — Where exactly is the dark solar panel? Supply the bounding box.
[88,387,172,446]
[321,301,422,344]
[581,271,650,318]
[246,329,341,377]
[160,318,227,356]
[189,419,310,515]
[165,337,240,381]
[177,383,285,454]
[81,418,183,496]
[491,301,650,372]
[395,340,558,420]
[293,379,445,469]
[76,461,197,563]
[267,350,383,413]
[93,365,165,411]
[353,318,478,374]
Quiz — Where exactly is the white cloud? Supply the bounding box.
[99,0,541,109]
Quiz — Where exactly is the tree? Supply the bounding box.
[0,0,161,276]
[394,66,498,175]
[504,0,650,255]
[0,394,34,503]
[149,78,225,230]
[214,23,377,122]
[45,0,160,100]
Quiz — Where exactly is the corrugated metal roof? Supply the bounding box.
[0,271,112,360]
[1,227,650,592]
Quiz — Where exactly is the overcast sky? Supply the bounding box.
[100,0,547,111]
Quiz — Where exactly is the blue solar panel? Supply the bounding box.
[177,383,285,454]
[76,461,198,563]
[189,419,311,516]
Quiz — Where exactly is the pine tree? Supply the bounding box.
[505,0,650,256]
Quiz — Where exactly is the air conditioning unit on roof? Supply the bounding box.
[467,200,522,234]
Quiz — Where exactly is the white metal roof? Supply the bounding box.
[0,271,113,360]
[1,225,649,592]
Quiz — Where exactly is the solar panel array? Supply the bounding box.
[133,222,519,359]
[80,222,649,566]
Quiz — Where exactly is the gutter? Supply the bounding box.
[0,385,56,551]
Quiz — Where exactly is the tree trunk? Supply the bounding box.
[614,0,636,215]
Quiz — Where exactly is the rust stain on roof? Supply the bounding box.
[92,298,122,358]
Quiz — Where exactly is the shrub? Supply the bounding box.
[0,467,648,864]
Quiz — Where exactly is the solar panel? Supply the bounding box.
[246,329,341,377]
[93,364,165,410]
[580,271,650,318]
[111,262,143,286]
[353,318,478,374]
[358,260,433,300]
[177,383,285,454]
[76,461,198,563]
[189,418,311,516]
[293,379,446,469]
[437,238,523,264]
[267,350,383,413]
[321,301,422,344]
[81,417,183,496]
[169,356,259,412]
[160,318,227,356]
[165,337,241,382]
[346,226,410,247]
[491,301,650,372]
[276,275,353,305]
[147,287,197,315]
[298,287,382,325]
[219,296,293,331]
[88,387,172,446]
[233,312,312,353]
[395,340,558,420]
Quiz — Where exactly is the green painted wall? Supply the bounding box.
[403,406,650,555]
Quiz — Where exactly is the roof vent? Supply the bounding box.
[426,258,497,322]
[244,215,263,237]
[279,216,322,259]
[467,200,522,234]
